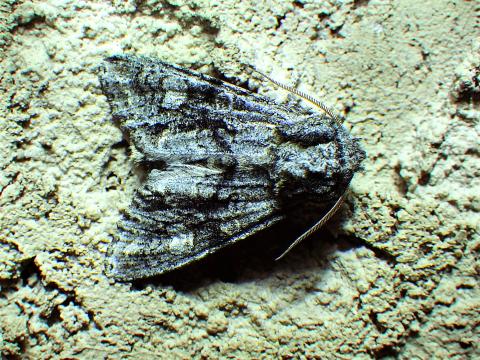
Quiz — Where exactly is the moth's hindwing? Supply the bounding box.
[99,54,365,280]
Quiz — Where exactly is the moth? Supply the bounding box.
[99,54,365,281]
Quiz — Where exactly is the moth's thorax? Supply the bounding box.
[273,119,363,202]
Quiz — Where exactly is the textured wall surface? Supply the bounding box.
[0,0,479,358]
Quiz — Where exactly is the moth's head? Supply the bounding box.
[275,116,365,204]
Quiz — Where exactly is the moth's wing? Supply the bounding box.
[106,164,282,280]
[99,54,301,166]
[100,55,300,280]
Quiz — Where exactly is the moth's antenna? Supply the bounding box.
[275,191,348,260]
[247,65,344,125]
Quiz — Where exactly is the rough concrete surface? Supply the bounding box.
[0,0,479,358]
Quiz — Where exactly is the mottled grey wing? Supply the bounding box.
[107,164,281,280]
[99,55,301,280]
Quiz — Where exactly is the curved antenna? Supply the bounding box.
[247,65,344,126]
[275,191,347,260]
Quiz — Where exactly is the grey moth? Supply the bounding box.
[99,54,365,281]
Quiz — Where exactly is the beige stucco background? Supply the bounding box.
[0,0,479,358]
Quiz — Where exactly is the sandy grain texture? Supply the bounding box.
[0,0,479,358]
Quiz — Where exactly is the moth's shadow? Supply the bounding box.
[130,217,355,293]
